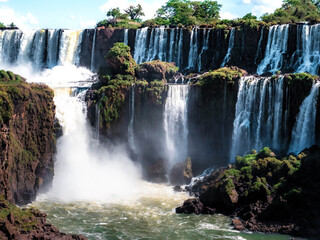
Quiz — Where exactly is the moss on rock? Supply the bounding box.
[106,42,138,76]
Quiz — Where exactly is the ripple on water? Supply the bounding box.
[30,182,295,240]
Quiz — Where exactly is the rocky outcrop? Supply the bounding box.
[136,60,178,82]
[0,71,85,239]
[0,71,55,205]
[0,195,86,240]
[169,157,193,185]
[176,146,320,238]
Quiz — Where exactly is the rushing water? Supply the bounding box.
[30,182,293,240]
[164,84,189,171]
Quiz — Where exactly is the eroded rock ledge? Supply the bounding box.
[176,146,320,238]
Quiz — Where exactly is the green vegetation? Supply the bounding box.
[97,0,320,28]
[156,0,221,26]
[97,4,144,28]
[136,60,179,82]
[0,70,55,165]
[232,147,301,198]
[106,42,138,76]
[261,0,320,24]
[95,43,170,129]
[0,194,38,231]
[0,22,17,29]
[194,67,243,87]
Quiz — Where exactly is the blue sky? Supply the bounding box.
[0,0,283,30]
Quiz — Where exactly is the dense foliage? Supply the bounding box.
[156,0,221,26]
[261,0,320,23]
[97,4,144,28]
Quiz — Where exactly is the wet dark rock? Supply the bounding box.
[169,157,193,185]
[177,146,320,238]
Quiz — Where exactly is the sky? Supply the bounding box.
[0,0,283,30]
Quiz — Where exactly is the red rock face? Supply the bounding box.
[0,83,56,205]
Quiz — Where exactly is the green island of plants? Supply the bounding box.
[96,0,320,29]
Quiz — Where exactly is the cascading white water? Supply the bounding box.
[133,27,148,64]
[198,29,211,72]
[177,28,184,68]
[0,29,92,70]
[58,30,83,66]
[128,84,135,152]
[164,84,189,170]
[47,29,61,68]
[257,24,289,75]
[293,24,320,74]
[90,29,97,72]
[168,29,175,62]
[221,28,235,67]
[288,82,320,154]
[230,76,286,162]
[50,85,141,201]
[255,27,264,64]
[188,27,198,71]
[123,29,128,46]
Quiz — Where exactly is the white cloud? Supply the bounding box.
[0,0,9,2]
[251,0,283,17]
[220,11,239,20]
[242,0,251,4]
[70,15,76,20]
[27,12,39,25]
[0,6,39,30]
[80,19,96,28]
[100,0,166,20]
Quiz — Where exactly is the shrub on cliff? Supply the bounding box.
[106,42,138,76]
[194,67,244,87]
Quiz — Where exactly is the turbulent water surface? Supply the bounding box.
[30,183,293,240]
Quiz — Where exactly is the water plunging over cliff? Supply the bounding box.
[257,25,289,75]
[221,28,235,67]
[288,82,320,154]
[230,76,287,161]
[164,84,189,170]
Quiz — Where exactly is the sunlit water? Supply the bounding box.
[1,61,296,240]
[28,183,294,240]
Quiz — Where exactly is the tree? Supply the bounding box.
[124,4,145,22]
[107,7,122,19]
[0,22,5,28]
[241,13,257,20]
[156,0,221,26]
[192,0,221,22]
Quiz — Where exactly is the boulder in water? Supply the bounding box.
[169,157,193,185]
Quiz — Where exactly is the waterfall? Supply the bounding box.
[188,27,198,71]
[257,24,289,75]
[293,24,320,74]
[221,28,235,67]
[164,84,189,169]
[90,29,97,72]
[0,30,23,64]
[177,28,183,68]
[47,29,61,68]
[0,29,88,69]
[230,76,286,162]
[288,82,320,154]
[124,29,128,46]
[58,30,83,65]
[95,102,100,140]
[255,27,264,64]
[168,29,175,62]
[198,29,211,72]
[128,85,135,152]
[133,27,148,64]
